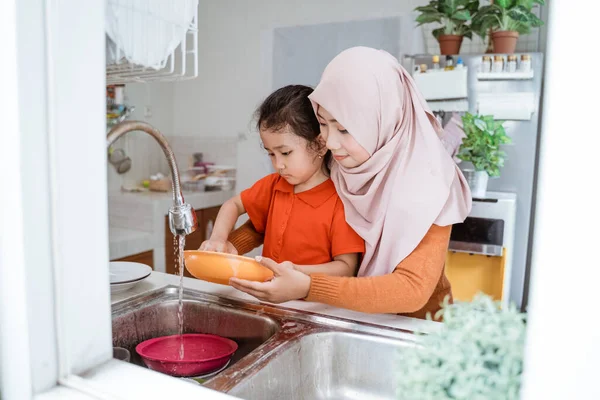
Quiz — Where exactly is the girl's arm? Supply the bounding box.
[199,195,246,252]
[293,253,359,277]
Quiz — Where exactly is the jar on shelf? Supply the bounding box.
[492,55,505,73]
[520,54,532,72]
[507,55,517,73]
[481,56,492,73]
[432,55,441,70]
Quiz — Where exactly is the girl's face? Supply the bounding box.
[260,126,325,186]
[316,106,370,168]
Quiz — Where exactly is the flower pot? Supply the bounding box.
[463,169,489,198]
[492,31,519,54]
[438,35,463,55]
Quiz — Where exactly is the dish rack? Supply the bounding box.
[181,165,236,192]
[105,0,199,84]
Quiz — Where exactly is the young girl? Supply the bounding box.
[226,48,472,319]
[200,85,364,277]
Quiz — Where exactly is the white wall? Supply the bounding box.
[107,83,173,192]
[172,0,430,192]
[113,0,543,195]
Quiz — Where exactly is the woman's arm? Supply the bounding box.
[307,224,451,314]
[227,219,265,255]
[229,224,451,316]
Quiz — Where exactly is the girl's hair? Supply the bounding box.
[255,85,331,172]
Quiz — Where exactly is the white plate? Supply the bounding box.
[110,261,152,285]
[110,279,146,295]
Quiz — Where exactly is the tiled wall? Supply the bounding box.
[107,132,239,192]
[168,135,238,172]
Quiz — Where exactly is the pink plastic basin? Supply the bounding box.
[136,333,238,377]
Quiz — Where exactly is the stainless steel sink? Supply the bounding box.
[111,286,421,399]
[228,331,411,400]
[112,287,279,368]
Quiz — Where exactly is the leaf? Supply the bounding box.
[528,13,544,27]
[533,0,546,5]
[432,27,446,39]
[467,0,480,14]
[516,0,534,9]
[474,118,487,132]
[414,5,440,13]
[452,9,471,20]
[508,6,534,24]
[495,0,516,9]
[472,5,502,35]
[416,13,444,25]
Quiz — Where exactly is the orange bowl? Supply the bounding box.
[183,250,273,285]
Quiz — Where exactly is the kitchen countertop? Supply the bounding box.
[109,189,235,212]
[63,271,441,400]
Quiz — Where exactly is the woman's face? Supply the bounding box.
[316,106,370,168]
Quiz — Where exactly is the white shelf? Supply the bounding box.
[427,99,469,112]
[477,71,534,81]
[413,67,468,101]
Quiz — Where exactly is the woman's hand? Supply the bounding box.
[199,239,238,255]
[229,256,311,303]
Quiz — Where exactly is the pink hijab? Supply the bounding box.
[309,47,472,277]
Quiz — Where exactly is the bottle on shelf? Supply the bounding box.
[481,55,492,73]
[507,55,517,73]
[432,55,441,71]
[444,55,455,71]
[492,55,505,73]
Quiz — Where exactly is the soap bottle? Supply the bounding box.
[456,57,464,69]
[444,55,455,71]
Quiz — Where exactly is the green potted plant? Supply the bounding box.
[471,0,545,54]
[397,294,527,399]
[414,0,480,55]
[456,112,511,197]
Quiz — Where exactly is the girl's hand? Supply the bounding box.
[229,256,310,303]
[199,239,238,255]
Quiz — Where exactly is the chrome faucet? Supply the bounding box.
[107,121,198,236]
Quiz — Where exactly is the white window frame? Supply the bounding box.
[2,0,600,399]
[2,1,234,399]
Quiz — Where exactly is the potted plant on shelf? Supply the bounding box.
[472,0,545,54]
[398,294,527,399]
[456,112,511,197]
[414,0,480,55]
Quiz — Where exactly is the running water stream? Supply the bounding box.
[176,234,186,359]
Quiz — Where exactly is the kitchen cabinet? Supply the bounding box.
[113,250,154,269]
[165,206,220,276]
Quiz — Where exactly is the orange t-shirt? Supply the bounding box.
[240,173,364,265]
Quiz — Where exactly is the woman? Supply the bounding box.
[226,47,471,319]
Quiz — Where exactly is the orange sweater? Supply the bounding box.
[228,221,453,319]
